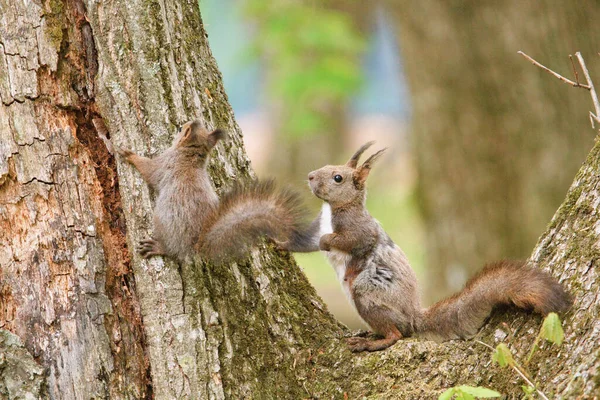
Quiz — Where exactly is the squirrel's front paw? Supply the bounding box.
[137,238,165,259]
[319,234,333,251]
[271,237,290,250]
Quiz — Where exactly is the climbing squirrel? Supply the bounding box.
[116,120,313,263]
[297,141,571,352]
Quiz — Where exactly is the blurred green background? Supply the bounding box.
[200,0,600,328]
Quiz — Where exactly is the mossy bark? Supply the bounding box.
[1,0,341,398]
[1,0,598,399]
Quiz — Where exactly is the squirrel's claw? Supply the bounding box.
[345,337,369,352]
[345,337,365,345]
[272,238,290,250]
[137,238,165,259]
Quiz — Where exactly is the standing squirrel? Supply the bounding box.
[117,120,313,263]
[300,141,571,352]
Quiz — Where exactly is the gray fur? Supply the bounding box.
[118,120,313,263]
[304,142,570,352]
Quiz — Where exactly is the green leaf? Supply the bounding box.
[439,388,456,400]
[492,343,515,367]
[521,385,535,395]
[440,386,501,400]
[521,385,536,399]
[540,312,564,345]
[457,386,501,398]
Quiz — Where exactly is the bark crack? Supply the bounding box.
[23,177,55,186]
[15,137,47,147]
[177,263,187,314]
[70,226,97,238]
[0,42,15,106]
[0,0,154,396]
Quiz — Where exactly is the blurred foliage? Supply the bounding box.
[244,0,366,138]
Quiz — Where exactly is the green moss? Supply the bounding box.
[0,330,45,398]
[180,247,339,398]
[44,0,65,50]
[593,365,600,391]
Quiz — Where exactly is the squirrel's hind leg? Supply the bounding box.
[345,326,402,352]
[137,238,166,258]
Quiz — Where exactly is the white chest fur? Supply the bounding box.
[319,203,354,304]
[319,202,334,235]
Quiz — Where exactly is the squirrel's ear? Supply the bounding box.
[178,120,199,143]
[180,124,193,142]
[353,148,386,186]
[207,129,226,147]
[346,141,375,168]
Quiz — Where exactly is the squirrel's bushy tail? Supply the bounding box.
[418,260,571,342]
[197,179,309,263]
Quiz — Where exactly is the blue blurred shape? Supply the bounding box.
[352,7,410,120]
[201,0,262,115]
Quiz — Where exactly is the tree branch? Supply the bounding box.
[574,52,600,127]
[518,51,600,128]
[518,51,590,90]
[569,55,581,86]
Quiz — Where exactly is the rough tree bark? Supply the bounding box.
[0,0,340,398]
[1,0,598,399]
[387,1,600,302]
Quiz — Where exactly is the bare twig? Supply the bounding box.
[511,365,549,400]
[518,51,590,89]
[474,339,494,351]
[519,51,600,129]
[569,55,580,85]
[575,52,600,128]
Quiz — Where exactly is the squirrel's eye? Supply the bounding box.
[334,174,343,183]
[177,125,182,133]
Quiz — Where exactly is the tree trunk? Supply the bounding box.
[0,0,340,398]
[387,1,600,302]
[1,1,598,399]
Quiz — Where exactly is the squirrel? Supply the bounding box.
[116,120,314,263]
[300,141,571,352]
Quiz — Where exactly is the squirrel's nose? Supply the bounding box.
[308,173,315,181]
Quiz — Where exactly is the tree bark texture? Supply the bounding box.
[1,0,599,399]
[0,0,340,398]
[388,1,600,302]
[1,0,150,397]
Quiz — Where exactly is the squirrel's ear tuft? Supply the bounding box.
[177,120,199,142]
[346,141,375,168]
[353,148,386,186]
[180,124,193,141]
[208,129,226,147]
